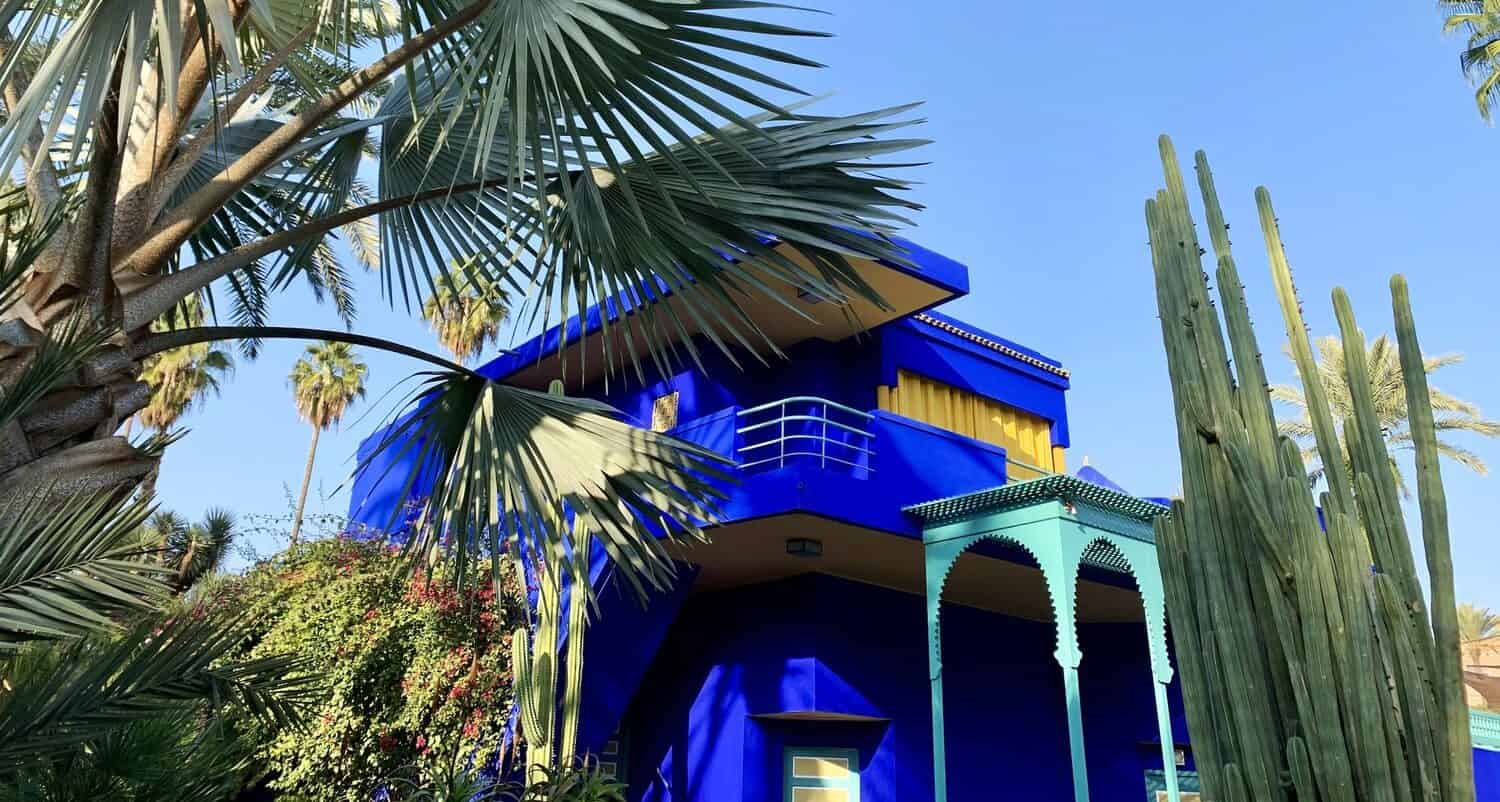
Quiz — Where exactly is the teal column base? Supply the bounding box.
[1061,662,1091,802]
[926,584,948,802]
[1153,681,1181,802]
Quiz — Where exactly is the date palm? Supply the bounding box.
[1459,602,1500,670]
[423,269,510,364]
[0,191,314,778]
[1271,333,1500,494]
[1440,1,1500,121]
[288,342,366,546]
[1460,603,1499,642]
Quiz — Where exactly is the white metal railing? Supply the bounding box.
[1005,456,1058,482]
[735,396,875,473]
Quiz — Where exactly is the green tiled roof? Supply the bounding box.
[904,474,1170,527]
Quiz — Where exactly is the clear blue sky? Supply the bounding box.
[157,2,1500,608]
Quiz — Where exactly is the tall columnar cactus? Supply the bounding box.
[510,379,593,781]
[557,534,591,767]
[1146,135,1474,802]
[512,551,559,782]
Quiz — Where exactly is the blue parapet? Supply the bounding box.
[346,407,438,539]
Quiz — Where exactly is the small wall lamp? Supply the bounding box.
[785,537,823,558]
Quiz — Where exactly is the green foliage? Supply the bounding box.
[1459,603,1499,643]
[140,508,239,593]
[0,491,166,651]
[218,537,521,802]
[138,295,234,432]
[381,760,624,802]
[1145,137,1474,802]
[511,763,625,802]
[421,268,510,364]
[1440,1,1500,121]
[289,342,368,430]
[0,613,315,768]
[0,708,254,802]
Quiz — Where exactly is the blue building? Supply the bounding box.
[349,239,1500,802]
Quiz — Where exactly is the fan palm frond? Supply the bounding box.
[363,371,732,601]
[376,75,926,375]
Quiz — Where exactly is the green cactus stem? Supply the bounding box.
[1146,136,1475,802]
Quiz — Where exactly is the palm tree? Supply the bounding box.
[0,0,923,611]
[1459,602,1500,672]
[1440,2,1500,121]
[1460,603,1500,643]
[1,225,309,775]
[1271,334,1500,494]
[422,268,510,363]
[135,297,234,433]
[288,342,367,546]
[141,508,237,592]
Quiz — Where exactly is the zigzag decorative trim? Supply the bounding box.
[913,313,1071,379]
[929,534,1076,672]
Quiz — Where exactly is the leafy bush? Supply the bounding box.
[220,537,521,802]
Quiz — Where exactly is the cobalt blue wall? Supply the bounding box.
[346,309,1073,541]
[619,573,1189,802]
[600,335,884,430]
[1479,749,1500,802]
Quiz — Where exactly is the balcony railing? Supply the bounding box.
[735,396,875,473]
[1004,456,1056,483]
[1475,708,1500,751]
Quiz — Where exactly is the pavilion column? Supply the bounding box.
[923,540,960,802]
[1046,533,1091,802]
[1059,657,1090,802]
[1152,681,1181,801]
[1139,569,1181,802]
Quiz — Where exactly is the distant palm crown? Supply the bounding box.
[290,342,368,430]
[1272,333,1500,492]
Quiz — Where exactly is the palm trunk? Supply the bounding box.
[175,534,198,591]
[289,424,320,548]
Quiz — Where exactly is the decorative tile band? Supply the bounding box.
[914,313,1071,379]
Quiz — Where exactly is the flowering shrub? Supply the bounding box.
[220,537,521,802]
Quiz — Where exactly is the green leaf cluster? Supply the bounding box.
[218,537,522,802]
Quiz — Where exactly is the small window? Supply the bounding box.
[785,748,859,802]
[651,391,680,432]
[596,728,627,785]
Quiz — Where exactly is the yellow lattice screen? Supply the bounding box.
[878,370,1064,480]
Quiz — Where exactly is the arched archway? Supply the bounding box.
[926,533,1075,802]
[910,475,1180,802]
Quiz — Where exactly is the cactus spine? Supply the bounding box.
[1146,136,1474,802]
[510,379,592,781]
